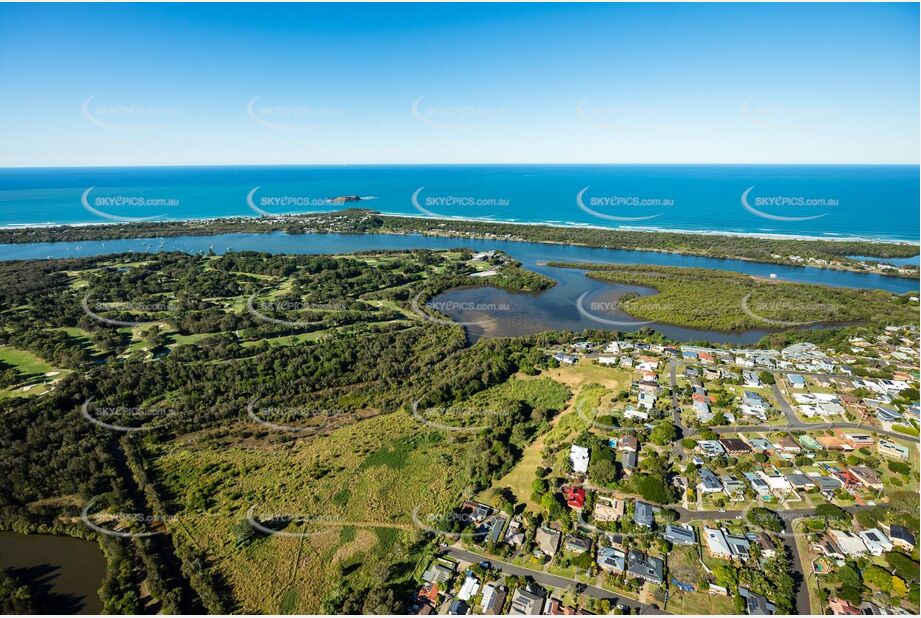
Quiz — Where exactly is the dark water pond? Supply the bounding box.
[0,532,105,614]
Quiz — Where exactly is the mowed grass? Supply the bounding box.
[0,345,57,377]
[147,410,471,613]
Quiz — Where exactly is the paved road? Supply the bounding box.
[711,421,918,443]
[443,547,668,614]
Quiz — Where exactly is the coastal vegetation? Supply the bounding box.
[550,262,919,331]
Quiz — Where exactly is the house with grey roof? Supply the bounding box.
[633,501,655,528]
[626,549,664,584]
[740,587,776,615]
[664,523,697,546]
[596,546,626,573]
[698,468,723,494]
[509,587,546,615]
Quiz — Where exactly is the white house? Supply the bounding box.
[570,444,590,474]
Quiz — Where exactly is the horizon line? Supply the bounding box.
[2,161,919,170]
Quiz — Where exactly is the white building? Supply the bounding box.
[570,444,590,475]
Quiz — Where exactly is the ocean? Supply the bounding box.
[0,165,918,243]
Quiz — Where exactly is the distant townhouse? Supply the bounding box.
[858,529,893,556]
[877,440,910,461]
[829,530,868,557]
[848,466,884,491]
[719,437,751,455]
[886,524,916,551]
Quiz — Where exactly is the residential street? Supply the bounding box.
[443,547,668,614]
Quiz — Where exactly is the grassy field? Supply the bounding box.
[0,345,58,377]
[148,410,466,613]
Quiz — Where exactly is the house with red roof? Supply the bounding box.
[562,486,586,510]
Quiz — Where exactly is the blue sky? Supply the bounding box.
[0,2,917,166]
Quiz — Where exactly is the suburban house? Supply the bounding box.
[634,501,655,528]
[698,468,724,494]
[458,573,480,601]
[593,496,625,522]
[509,587,546,615]
[848,466,884,491]
[422,561,456,584]
[617,435,639,452]
[886,524,916,551]
[596,546,627,573]
[535,526,561,557]
[563,486,586,510]
[563,534,593,554]
[721,475,746,500]
[719,437,751,455]
[842,433,874,448]
[569,444,590,475]
[858,529,893,556]
[621,451,637,475]
[664,523,697,546]
[740,587,776,615]
[829,530,869,557]
[811,534,845,561]
[626,549,664,584]
[697,440,727,458]
[480,583,507,615]
[877,440,910,461]
[703,527,733,559]
[787,374,807,388]
[786,472,816,491]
